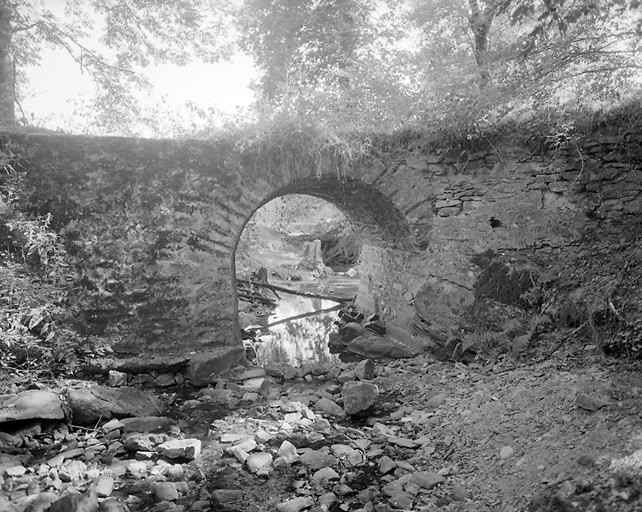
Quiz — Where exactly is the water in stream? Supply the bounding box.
[251,274,359,368]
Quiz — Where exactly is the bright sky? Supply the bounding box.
[22,48,257,135]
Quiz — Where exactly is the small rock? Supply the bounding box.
[102,419,124,432]
[284,412,302,423]
[158,439,201,460]
[426,393,447,408]
[319,492,337,507]
[499,446,515,459]
[378,456,397,474]
[108,371,128,387]
[123,434,155,452]
[154,373,177,388]
[154,482,178,502]
[226,437,257,455]
[312,467,340,486]
[452,483,467,501]
[22,492,58,512]
[127,461,149,479]
[212,489,244,504]
[388,491,414,509]
[354,359,375,380]
[576,392,609,412]
[314,397,344,417]
[300,450,336,470]
[220,433,249,443]
[276,496,314,512]
[389,437,418,449]
[95,475,115,498]
[166,464,184,481]
[331,444,363,467]
[246,452,273,474]
[254,430,273,444]
[234,367,267,380]
[49,488,98,512]
[277,440,299,464]
[259,378,282,399]
[99,498,130,512]
[411,471,445,490]
[59,460,87,482]
[342,381,379,416]
[4,465,27,477]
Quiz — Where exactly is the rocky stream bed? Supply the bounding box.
[1,346,642,512]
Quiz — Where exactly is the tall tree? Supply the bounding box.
[0,1,14,124]
[408,0,642,133]
[0,0,235,128]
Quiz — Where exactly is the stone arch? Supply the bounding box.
[232,174,420,337]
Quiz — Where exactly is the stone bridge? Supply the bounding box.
[2,131,640,383]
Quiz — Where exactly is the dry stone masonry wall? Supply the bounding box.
[1,129,639,378]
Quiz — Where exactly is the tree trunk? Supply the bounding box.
[0,0,14,126]
[467,0,494,86]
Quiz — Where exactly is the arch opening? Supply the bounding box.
[232,175,420,367]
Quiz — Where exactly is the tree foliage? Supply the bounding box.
[1,0,235,127]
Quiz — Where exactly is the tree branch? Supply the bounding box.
[38,18,136,75]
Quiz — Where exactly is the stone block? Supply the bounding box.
[185,346,245,387]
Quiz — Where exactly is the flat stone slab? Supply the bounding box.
[185,346,245,386]
[0,391,67,424]
[65,386,163,426]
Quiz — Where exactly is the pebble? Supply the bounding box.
[96,475,115,497]
[59,460,87,482]
[500,446,515,459]
[246,452,273,474]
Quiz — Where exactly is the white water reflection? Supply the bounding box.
[254,295,341,368]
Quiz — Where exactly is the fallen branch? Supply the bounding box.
[237,278,353,303]
[237,290,277,306]
[265,304,344,329]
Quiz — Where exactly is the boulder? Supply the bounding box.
[65,387,163,426]
[346,335,418,360]
[185,347,245,386]
[0,391,66,424]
